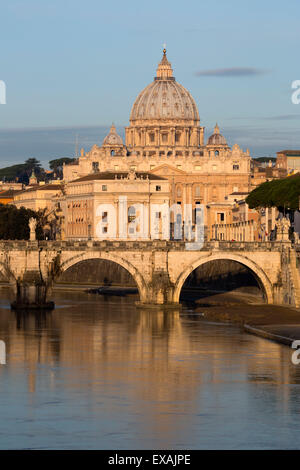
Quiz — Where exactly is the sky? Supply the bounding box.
[0,0,300,168]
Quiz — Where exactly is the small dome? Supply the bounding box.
[103,124,123,146]
[130,49,199,123]
[207,124,227,146]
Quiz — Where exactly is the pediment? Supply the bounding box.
[149,164,187,176]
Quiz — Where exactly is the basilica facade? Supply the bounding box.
[62,49,252,240]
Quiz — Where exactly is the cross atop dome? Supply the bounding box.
[156,47,174,80]
[214,123,220,134]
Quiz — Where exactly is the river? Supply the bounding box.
[0,288,300,450]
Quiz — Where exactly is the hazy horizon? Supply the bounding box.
[1,0,300,167]
[0,122,298,170]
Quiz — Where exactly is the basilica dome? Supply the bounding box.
[207,124,227,146]
[102,124,123,146]
[130,49,199,123]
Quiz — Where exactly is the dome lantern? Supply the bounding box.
[155,48,174,80]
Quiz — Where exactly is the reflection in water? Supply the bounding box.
[0,289,300,449]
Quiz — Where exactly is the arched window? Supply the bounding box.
[215,150,219,156]
[111,150,115,156]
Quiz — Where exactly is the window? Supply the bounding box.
[195,165,201,171]
[102,212,108,221]
[149,133,155,143]
[212,165,217,171]
[217,212,225,222]
[102,185,107,191]
[177,165,182,170]
[175,132,181,143]
[162,133,168,143]
[92,162,99,172]
[150,165,155,170]
[130,166,137,171]
[233,164,239,170]
[111,150,115,156]
[195,186,200,197]
[114,165,119,171]
[156,185,161,191]
[156,212,161,219]
[102,227,108,233]
[215,150,219,156]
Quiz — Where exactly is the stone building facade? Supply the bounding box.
[62,49,251,239]
[63,170,170,240]
[276,150,300,174]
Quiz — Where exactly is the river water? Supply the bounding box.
[0,288,300,450]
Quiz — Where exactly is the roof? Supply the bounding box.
[230,192,249,195]
[71,172,167,183]
[18,183,63,195]
[0,189,23,198]
[277,150,300,156]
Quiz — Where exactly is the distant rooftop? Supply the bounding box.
[277,150,300,156]
[71,172,167,183]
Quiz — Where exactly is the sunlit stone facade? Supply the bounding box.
[62,49,252,240]
[63,170,170,240]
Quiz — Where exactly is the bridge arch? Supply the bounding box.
[0,261,16,284]
[58,251,148,302]
[173,253,273,304]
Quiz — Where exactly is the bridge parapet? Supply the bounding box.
[0,240,292,252]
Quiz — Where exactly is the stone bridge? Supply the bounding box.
[0,240,299,309]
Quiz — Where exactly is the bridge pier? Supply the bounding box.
[10,271,54,311]
[136,271,180,309]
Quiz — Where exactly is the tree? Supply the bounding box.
[246,174,300,211]
[49,158,75,179]
[0,163,28,182]
[0,204,44,240]
[0,158,44,184]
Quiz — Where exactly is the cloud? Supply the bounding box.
[263,114,300,121]
[195,67,269,77]
[224,114,300,121]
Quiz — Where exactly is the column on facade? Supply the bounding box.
[249,221,252,241]
[144,200,150,240]
[182,184,187,240]
[271,207,276,232]
[265,207,269,239]
[199,128,204,146]
[170,127,175,146]
[155,127,160,147]
[204,184,208,204]
[142,128,146,147]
